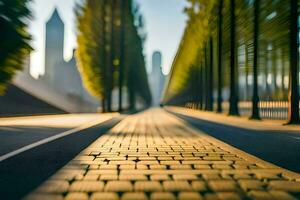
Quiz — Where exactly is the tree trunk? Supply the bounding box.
[245,44,249,100]
[129,86,136,111]
[102,99,106,113]
[107,0,116,112]
[217,0,224,113]
[118,0,126,112]
[251,0,261,120]
[206,37,214,111]
[102,0,109,112]
[287,0,300,124]
[204,44,208,110]
[199,61,203,110]
[229,0,239,116]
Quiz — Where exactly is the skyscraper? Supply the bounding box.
[44,8,64,84]
[150,51,165,106]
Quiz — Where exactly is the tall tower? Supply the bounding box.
[152,52,162,76]
[150,51,165,106]
[44,8,64,84]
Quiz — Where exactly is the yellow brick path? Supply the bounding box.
[25,109,300,200]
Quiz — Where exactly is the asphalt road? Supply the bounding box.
[0,114,122,200]
[171,111,300,174]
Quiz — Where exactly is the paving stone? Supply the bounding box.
[121,192,148,200]
[160,161,180,165]
[88,170,118,175]
[238,180,264,191]
[134,181,163,192]
[99,174,118,181]
[208,180,238,192]
[104,181,133,192]
[170,165,192,170]
[149,165,167,169]
[150,175,170,181]
[268,181,300,192]
[162,181,192,191]
[69,181,104,192]
[216,192,242,200]
[136,164,148,170]
[90,192,119,200]
[65,192,89,200]
[232,173,252,180]
[202,173,221,180]
[255,172,280,180]
[173,174,198,180]
[150,192,176,200]
[138,161,160,165]
[204,193,220,200]
[99,165,118,170]
[191,181,207,192]
[212,165,233,170]
[178,192,203,200]
[248,191,274,200]
[119,174,148,181]
[269,191,297,200]
[194,164,211,169]
[83,174,99,181]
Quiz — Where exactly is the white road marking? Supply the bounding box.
[0,116,114,162]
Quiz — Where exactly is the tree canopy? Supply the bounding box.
[0,0,32,95]
[76,0,151,110]
[164,0,293,105]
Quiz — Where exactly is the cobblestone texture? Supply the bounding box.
[25,109,300,200]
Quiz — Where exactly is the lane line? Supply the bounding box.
[0,116,114,162]
[291,136,300,140]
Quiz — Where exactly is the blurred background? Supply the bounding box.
[0,0,300,123]
[0,0,186,116]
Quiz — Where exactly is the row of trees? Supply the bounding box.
[0,0,32,95]
[164,0,299,124]
[76,0,151,112]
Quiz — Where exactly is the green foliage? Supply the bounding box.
[164,0,293,104]
[75,0,106,99]
[165,0,219,103]
[125,1,151,107]
[0,0,32,95]
[76,0,151,108]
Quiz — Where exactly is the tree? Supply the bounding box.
[118,0,127,112]
[125,2,151,109]
[0,0,32,95]
[217,0,224,113]
[76,0,107,111]
[228,0,239,116]
[250,0,261,120]
[76,0,151,112]
[287,0,299,124]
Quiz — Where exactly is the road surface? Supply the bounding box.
[0,114,122,200]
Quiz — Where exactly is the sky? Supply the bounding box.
[29,0,188,78]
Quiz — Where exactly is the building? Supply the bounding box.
[150,51,165,106]
[41,8,98,107]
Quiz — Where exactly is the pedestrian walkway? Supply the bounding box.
[25,109,300,200]
[166,106,300,132]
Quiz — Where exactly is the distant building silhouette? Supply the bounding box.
[44,8,64,84]
[150,51,165,106]
[41,8,97,105]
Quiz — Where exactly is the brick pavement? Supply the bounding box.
[25,109,300,200]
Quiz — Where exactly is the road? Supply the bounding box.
[0,114,122,200]
[26,109,300,200]
[170,111,300,174]
[2,109,300,199]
